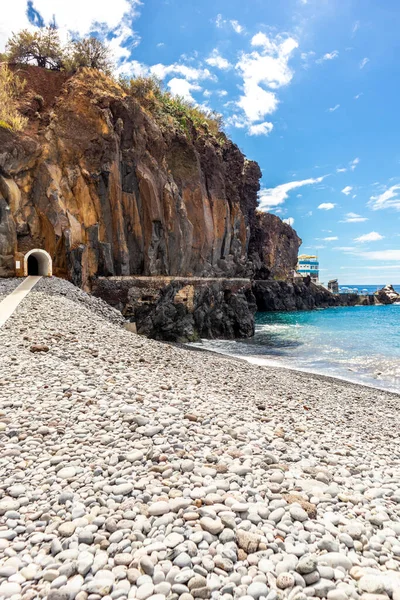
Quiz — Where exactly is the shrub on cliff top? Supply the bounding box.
[120,75,224,139]
[5,28,113,75]
[0,65,28,131]
[65,37,114,74]
[6,27,64,70]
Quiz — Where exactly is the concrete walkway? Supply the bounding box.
[0,276,41,327]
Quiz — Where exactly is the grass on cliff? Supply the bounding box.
[120,75,224,141]
[0,65,28,131]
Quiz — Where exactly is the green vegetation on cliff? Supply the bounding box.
[119,75,224,140]
[3,26,223,141]
[4,27,112,73]
[0,65,27,131]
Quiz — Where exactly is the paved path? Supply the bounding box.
[0,276,41,327]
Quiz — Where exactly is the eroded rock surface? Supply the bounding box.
[92,276,256,341]
[0,66,300,286]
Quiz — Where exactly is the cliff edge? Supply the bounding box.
[0,66,301,287]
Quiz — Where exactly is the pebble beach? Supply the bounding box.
[0,278,399,600]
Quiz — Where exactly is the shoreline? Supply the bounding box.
[184,340,400,396]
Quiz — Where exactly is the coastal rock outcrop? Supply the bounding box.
[253,278,344,311]
[375,284,400,305]
[252,278,378,311]
[0,66,300,289]
[92,276,256,342]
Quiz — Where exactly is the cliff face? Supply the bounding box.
[0,66,300,287]
[249,212,301,280]
[92,276,256,342]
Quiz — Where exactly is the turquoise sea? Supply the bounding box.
[191,286,400,392]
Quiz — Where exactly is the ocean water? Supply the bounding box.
[190,289,400,392]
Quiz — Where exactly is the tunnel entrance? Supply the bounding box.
[27,255,39,275]
[23,249,52,276]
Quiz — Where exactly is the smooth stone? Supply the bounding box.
[318,553,352,571]
[58,467,77,479]
[148,502,170,516]
[276,573,295,590]
[247,582,269,598]
[0,582,22,597]
[136,583,155,600]
[199,517,224,535]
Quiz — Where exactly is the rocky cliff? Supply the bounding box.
[0,66,301,289]
[249,212,301,280]
[253,279,399,312]
[375,284,400,305]
[92,276,256,342]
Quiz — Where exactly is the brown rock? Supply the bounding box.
[0,66,300,288]
[29,344,49,353]
[184,413,199,422]
[283,493,317,519]
[237,549,247,561]
[236,529,261,554]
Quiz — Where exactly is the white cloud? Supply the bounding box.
[354,92,363,100]
[328,104,340,112]
[369,184,400,211]
[317,50,339,63]
[360,57,369,69]
[217,90,228,97]
[337,167,347,173]
[150,63,213,81]
[225,114,249,128]
[108,22,140,62]
[318,203,336,210]
[322,236,338,241]
[334,246,356,252]
[300,50,316,69]
[167,78,201,102]
[118,58,215,81]
[0,0,141,55]
[354,231,384,243]
[350,157,360,171]
[248,121,274,136]
[230,20,243,34]
[356,250,400,260]
[352,21,360,34]
[117,59,147,77]
[283,217,295,226]
[237,84,278,122]
[341,212,368,223]
[203,90,212,98]
[206,49,231,70]
[215,14,224,28]
[214,14,243,33]
[259,176,325,211]
[235,32,298,127]
[341,185,353,195]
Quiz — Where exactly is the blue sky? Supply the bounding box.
[2,0,400,284]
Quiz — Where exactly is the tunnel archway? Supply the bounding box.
[24,249,52,276]
[27,255,39,275]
